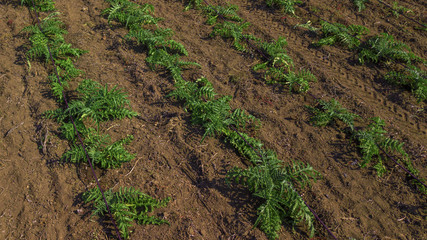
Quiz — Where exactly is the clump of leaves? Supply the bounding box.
[46,58,85,101]
[83,187,170,239]
[22,13,87,62]
[210,21,259,52]
[293,21,319,32]
[169,77,259,140]
[202,4,242,25]
[385,65,426,102]
[265,0,301,15]
[223,130,264,164]
[390,1,412,18]
[184,0,202,11]
[46,79,138,126]
[308,98,360,131]
[126,28,188,56]
[254,37,294,71]
[353,117,417,177]
[314,21,368,49]
[261,67,317,93]
[352,0,369,12]
[21,0,55,12]
[63,130,135,168]
[358,33,421,64]
[146,49,200,81]
[102,0,160,28]
[227,151,319,239]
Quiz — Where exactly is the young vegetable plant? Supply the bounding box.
[83,187,170,239]
[102,0,160,28]
[202,4,242,25]
[358,33,421,65]
[183,0,202,11]
[227,151,319,239]
[45,79,138,168]
[353,117,417,177]
[308,98,360,131]
[265,0,301,15]
[253,37,316,93]
[314,21,368,49]
[352,0,369,12]
[390,1,413,18]
[145,49,200,81]
[22,13,87,102]
[46,79,138,126]
[210,21,259,52]
[262,67,317,93]
[22,13,87,63]
[169,77,259,140]
[21,0,55,12]
[254,36,294,71]
[126,28,188,56]
[385,65,426,102]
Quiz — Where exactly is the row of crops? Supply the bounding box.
[183,0,425,182]
[21,0,425,239]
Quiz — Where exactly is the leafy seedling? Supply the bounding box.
[126,28,188,56]
[254,36,294,71]
[385,65,426,102]
[227,151,319,239]
[210,21,259,52]
[202,4,242,25]
[390,1,413,18]
[83,187,170,239]
[21,0,56,12]
[145,49,200,81]
[308,98,360,131]
[265,0,301,15]
[102,0,160,28]
[353,117,417,177]
[352,0,369,12]
[358,33,421,64]
[314,21,368,49]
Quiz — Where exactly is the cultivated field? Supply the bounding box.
[0,0,425,239]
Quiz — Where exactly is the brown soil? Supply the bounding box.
[0,0,425,239]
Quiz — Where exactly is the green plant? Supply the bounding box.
[102,0,160,28]
[22,13,87,62]
[308,98,360,130]
[353,117,416,177]
[145,49,200,81]
[63,130,135,168]
[202,4,242,25]
[385,65,426,102]
[210,21,259,52]
[227,152,319,239]
[262,67,316,93]
[47,58,84,101]
[315,21,368,49]
[21,0,55,12]
[293,21,319,32]
[169,77,259,140]
[46,79,138,127]
[254,37,294,71]
[223,130,264,164]
[358,33,421,64]
[390,1,412,18]
[126,28,188,56]
[265,0,301,15]
[352,0,369,12]
[184,0,202,11]
[83,187,170,239]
